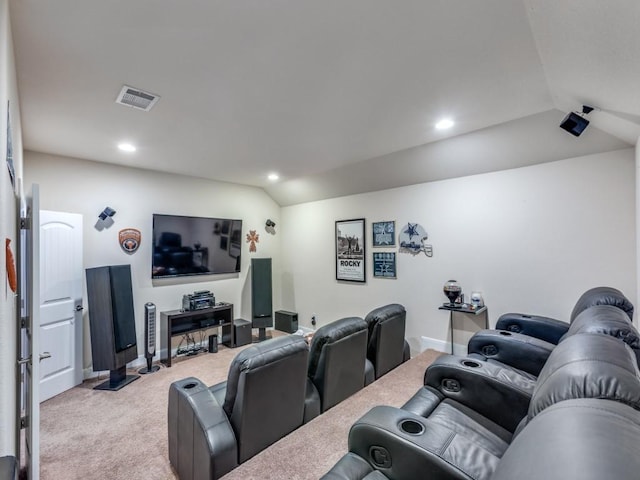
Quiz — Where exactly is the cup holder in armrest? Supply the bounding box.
[499,331,512,336]
[399,419,425,435]
[182,382,198,390]
[461,360,481,368]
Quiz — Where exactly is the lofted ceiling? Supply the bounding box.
[9,1,639,206]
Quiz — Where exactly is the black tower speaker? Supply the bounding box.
[251,258,273,341]
[85,264,140,390]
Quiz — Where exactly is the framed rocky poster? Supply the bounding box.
[335,218,366,282]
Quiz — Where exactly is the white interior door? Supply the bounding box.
[39,211,83,402]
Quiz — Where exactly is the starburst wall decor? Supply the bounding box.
[246,230,259,252]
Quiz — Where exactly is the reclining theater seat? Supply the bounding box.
[321,331,640,480]
[495,285,634,344]
[307,316,372,413]
[168,335,309,480]
[468,303,640,378]
[364,304,411,379]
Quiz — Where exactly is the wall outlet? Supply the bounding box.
[311,314,317,326]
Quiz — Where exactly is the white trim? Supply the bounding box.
[420,336,466,356]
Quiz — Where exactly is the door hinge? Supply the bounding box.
[20,216,31,230]
[20,316,28,329]
[20,416,28,430]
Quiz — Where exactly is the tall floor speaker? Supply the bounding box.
[251,258,273,341]
[139,302,160,374]
[86,264,140,390]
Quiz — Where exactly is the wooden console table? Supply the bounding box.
[161,303,234,367]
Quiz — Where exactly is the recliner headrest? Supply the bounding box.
[223,335,308,417]
[307,317,367,376]
[528,333,640,420]
[364,303,406,342]
[570,286,634,322]
[563,304,640,348]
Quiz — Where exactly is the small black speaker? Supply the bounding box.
[208,334,218,353]
[560,112,589,137]
[275,310,298,333]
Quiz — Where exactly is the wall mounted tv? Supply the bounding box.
[152,214,242,279]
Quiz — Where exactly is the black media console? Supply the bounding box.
[160,303,235,367]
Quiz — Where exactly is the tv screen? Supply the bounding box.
[152,214,242,279]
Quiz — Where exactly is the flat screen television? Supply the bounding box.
[152,214,242,279]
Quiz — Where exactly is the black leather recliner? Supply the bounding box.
[466,286,634,378]
[322,331,640,479]
[364,304,411,379]
[168,335,309,480]
[494,286,633,344]
[306,316,373,414]
[468,302,640,378]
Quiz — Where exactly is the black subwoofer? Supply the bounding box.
[275,310,298,333]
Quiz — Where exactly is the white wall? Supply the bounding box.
[281,149,637,353]
[24,152,282,370]
[0,0,23,455]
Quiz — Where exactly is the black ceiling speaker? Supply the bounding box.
[559,105,594,137]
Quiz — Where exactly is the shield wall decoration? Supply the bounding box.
[119,228,141,254]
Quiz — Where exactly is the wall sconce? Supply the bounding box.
[95,206,117,231]
[265,219,276,235]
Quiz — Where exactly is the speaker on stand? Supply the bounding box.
[86,264,139,391]
[139,302,160,374]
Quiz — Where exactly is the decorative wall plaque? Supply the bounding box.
[119,228,141,254]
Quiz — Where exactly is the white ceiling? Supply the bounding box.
[9,0,639,206]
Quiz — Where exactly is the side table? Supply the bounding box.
[438,304,488,354]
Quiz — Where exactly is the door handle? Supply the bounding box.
[75,305,84,312]
[17,352,51,366]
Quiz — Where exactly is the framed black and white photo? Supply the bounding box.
[335,218,366,282]
[373,252,396,278]
[372,220,395,247]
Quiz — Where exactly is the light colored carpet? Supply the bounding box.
[222,349,442,480]
[39,339,441,480]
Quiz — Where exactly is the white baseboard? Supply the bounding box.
[420,336,466,356]
[296,326,315,334]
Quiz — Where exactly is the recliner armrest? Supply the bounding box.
[495,313,568,344]
[346,405,502,480]
[168,377,238,480]
[467,329,555,376]
[424,355,535,432]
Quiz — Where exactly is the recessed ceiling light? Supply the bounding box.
[268,173,279,181]
[435,118,455,130]
[118,143,136,153]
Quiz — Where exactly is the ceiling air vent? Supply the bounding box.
[115,85,160,112]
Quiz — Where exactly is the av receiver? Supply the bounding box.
[182,290,215,311]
